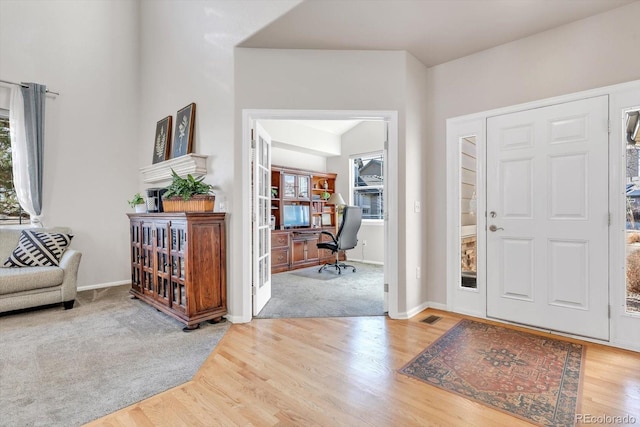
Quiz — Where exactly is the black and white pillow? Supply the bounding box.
[3,230,73,267]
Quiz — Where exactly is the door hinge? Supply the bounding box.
[608,120,612,134]
[384,283,389,292]
[608,304,611,319]
[251,285,257,296]
[608,212,611,226]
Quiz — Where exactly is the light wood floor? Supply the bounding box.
[86,309,640,426]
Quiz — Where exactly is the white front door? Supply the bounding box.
[252,123,272,315]
[486,96,609,340]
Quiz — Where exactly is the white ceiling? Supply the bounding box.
[239,0,635,67]
[246,0,635,155]
[287,120,362,135]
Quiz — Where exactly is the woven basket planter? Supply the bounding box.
[163,195,215,212]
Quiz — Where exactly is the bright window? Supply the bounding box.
[350,152,384,220]
[0,111,28,224]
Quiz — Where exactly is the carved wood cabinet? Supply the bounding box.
[128,212,227,330]
[271,228,344,273]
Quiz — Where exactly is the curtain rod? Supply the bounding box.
[0,79,60,96]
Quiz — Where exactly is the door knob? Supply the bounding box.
[489,225,504,232]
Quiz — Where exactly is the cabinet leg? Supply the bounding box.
[182,324,200,332]
[207,317,225,324]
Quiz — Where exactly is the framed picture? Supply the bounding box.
[322,213,332,226]
[152,116,172,164]
[172,102,196,158]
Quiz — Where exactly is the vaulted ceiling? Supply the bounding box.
[240,0,635,67]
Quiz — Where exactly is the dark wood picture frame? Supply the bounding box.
[152,116,172,164]
[172,102,196,158]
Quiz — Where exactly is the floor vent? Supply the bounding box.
[421,315,442,325]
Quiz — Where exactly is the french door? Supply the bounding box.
[252,123,272,315]
[486,96,610,340]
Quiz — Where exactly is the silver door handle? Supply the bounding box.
[489,225,504,232]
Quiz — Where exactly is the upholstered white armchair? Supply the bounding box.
[0,227,82,313]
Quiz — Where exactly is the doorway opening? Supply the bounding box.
[242,110,399,321]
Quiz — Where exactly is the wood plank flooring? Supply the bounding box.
[85,310,640,426]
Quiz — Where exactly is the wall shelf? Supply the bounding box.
[140,154,208,184]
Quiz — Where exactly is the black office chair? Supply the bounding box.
[317,206,362,274]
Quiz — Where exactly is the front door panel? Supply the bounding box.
[487,96,609,341]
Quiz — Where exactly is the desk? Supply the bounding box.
[271,228,344,273]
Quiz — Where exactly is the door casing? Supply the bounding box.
[446,79,640,351]
[240,109,399,322]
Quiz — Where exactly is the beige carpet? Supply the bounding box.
[256,261,385,318]
[0,285,229,427]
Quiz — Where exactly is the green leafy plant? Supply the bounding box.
[163,169,213,201]
[128,193,145,208]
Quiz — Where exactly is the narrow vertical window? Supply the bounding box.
[625,110,640,314]
[460,136,477,289]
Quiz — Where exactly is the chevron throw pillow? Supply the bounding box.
[3,230,73,267]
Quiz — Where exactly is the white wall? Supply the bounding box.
[0,0,140,289]
[406,53,429,310]
[327,121,385,264]
[236,48,429,316]
[138,0,300,195]
[260,120,341,156]
[426,1,640,304]
[259,120,333,170]
[271,147,326,172]
[140,1,301,319]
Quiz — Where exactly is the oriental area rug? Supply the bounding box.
[400,319,584,427]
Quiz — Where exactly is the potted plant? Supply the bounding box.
[128,193,146,213]
[162,169,215,212]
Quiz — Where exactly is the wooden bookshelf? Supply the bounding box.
[270,165,342,273]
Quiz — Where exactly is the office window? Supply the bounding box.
[0,112,28,224]
[351,152,384,220]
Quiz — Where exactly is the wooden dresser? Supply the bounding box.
[127,212,227,330]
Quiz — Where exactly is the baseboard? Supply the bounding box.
[226,314,250,324]
[345,258,384,266]
[77,280,130,292]
[393,301,448,320]
[426,301,448,311]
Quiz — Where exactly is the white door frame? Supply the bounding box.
[241,109,399,321]
[446,79,640,351]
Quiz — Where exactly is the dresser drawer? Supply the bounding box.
[271,247,289,268]
[272,232,290,248]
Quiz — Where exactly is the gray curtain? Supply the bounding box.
[20,83,46,218]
